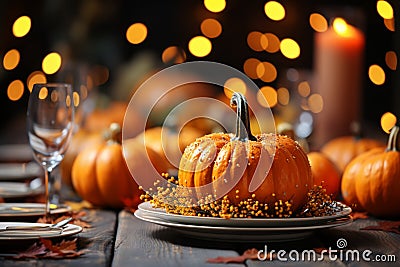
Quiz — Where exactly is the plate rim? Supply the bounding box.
[0,222,82,240]
[0,203,71,217]
[138,201,352,227]
[134,209,353,232]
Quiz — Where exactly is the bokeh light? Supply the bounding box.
[38,87,48,100]
[277,87,289,105]
[247,31,268,52]
[280,38,300,59]
[201,18,222,38]
[256,61,277,82]
[384,18,395,32]
[73,91,80,107]
[91,65,110,86]
[309,13,328,32]
[162,46,186,64]
[368,64,385,85]
[381,112,397,133]
[27,71,47,92]
[377,0,394,19]
[12,16,31,37]
[264,1,285,21]
[7,80,24,101]
[188,36,212,57]
[243,58,261,79]
[257,86,278,108]
[42,52,62,75]
[126,23,148,44]
[298,81,311,97]
[385,51,397,70]
[308,93,323,113]
[224,77,247,99]
[264,33,280,53]
[204,0,226,13]
[3,49,20,70]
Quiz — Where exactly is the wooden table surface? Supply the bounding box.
[1,208,399,267]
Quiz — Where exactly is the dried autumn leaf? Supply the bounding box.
[36,210,91,228]
[351,212,368,220]
[361,221,400,235]
[12,242,47,259]
[12,238,86,260]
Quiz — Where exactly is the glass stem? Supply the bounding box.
[44,167,52,216]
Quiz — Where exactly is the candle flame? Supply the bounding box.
[333,18,349,36]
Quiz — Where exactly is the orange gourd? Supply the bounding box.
[71,123,167,208]
[307,152,341,198]
[341,126,400,217]
[321,136,384,174]
[178,93,313,212]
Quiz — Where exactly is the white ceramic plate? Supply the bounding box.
[0,181,44,198]
[138,202,352,227]
[134,209,352,242]
[0,162,43,181]
[0,222,82,240]
[0,203,71,217]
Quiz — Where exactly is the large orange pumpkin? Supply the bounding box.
[178,93,312,212]
[307,152,341,198]
[60,129,103,186]
[71,123,167,208]
[135,126,203,170]
[341,126,400,217]
[321,135,384,174]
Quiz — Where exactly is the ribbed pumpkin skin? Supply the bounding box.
[321,136,384,174]
[178,133,232,188]
[179,133,313,212]
[342,147,400,217]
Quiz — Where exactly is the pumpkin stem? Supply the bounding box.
[230,92,256,141]
[386,126,399,152]
[106,123,122,144]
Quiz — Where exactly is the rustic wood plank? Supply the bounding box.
[112,210,244,267]
[0,208,117,267]
[247,218,400,266]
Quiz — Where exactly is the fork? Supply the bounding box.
[0,217,73,232]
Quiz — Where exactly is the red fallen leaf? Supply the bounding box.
[12,238,86,259]
[11,242,47,259]
[37,210,91,228]
[361,221,400,235]
[206,248,276,264]
[351,212,368,220]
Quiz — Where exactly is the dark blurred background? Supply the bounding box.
[0,0,398,144]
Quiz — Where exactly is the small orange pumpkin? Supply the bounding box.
[307,152,341,198]
[178,93,312,212]
[341,126,400,217]
[321,135,384,174]
[71,123,167,208]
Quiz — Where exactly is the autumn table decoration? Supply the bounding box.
[321,134,384,174]
[341,126,400,217]
[71,123,156,209]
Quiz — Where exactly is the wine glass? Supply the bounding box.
[27,83,74,216]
